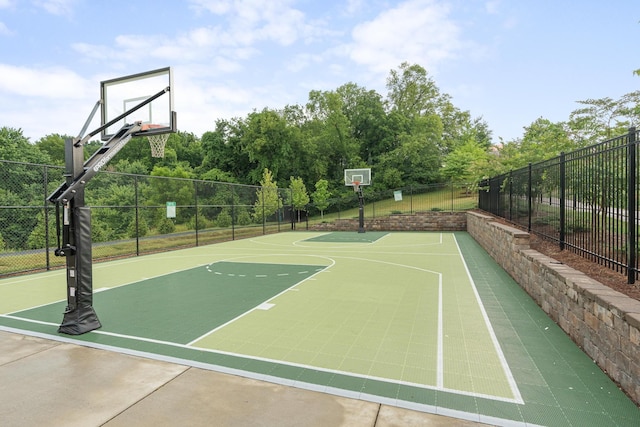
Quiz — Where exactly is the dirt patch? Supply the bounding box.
[529,234,640,301]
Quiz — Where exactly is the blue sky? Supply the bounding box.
[1,0,639,144]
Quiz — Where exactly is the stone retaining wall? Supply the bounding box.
[309,211,466,232]
[466,211,640,405]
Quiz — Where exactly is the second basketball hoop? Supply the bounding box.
[344,168,371,233]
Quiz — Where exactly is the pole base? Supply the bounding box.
[58,305,101,335]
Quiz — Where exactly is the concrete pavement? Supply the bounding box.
[0,330,487,427]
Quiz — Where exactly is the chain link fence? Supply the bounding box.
[0,160,293,277]
[300,182,477,226]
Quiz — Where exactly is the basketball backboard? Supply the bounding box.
[344,168,371,187]
[100,67,176,141]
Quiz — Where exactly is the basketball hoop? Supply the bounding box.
[353,180,361,192]
[148,133,169,158]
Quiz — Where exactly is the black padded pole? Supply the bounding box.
[58,205,101,334]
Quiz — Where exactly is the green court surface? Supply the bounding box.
[1,231,639,426]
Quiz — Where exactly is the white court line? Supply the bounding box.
[437,273,444,389]
[453,235,524,405]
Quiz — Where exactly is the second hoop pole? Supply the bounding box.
[355,184,365,233]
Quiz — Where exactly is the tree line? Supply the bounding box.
[4,62,640,208]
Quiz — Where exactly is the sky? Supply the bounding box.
[1,0,639,144]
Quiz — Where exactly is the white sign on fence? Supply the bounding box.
[394,190,403,202]
[166,201,176,218]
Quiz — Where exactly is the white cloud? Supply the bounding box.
[0,64,92,98]
[188,0,233,15]
[71,2,313,67]
[349,0,463,75]
[485,0,501,14]
[345,0,365,15]
[187,0,307,46]
[0,0,13,8]
[0,64,99,139]
[33,0,77,16]
[0,21,11,35]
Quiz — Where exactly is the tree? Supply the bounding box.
[441,139,490,191]
[311,179,331,219]
[520,118,574,163]
[385,62,441,119]
[305,90,361,184]
[0,127,50,164]
[253,168,282,223]
[335,83,393,165]
[437,98,492,155]
[26,211,50,249]
[35,133,68,166]
[171,131,203,171]
[377,115,443,186]
[494,118,574,173]
[145,165,195,229]
[289,176,310,222]
[199,118,252,182]
[243,108,301,184]
[0,128,52,250]
[568,97,627,143]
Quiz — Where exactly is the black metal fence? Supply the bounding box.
[0,160,293,277]
[479,127,639,284]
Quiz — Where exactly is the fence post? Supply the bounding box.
[527,163,532,232]
[134,175,140,256]
[290,189,295,230]
[627,127,636,284]
[44,165,51,271]
[410,186,413,214]
[262,189,266,235]
[559,152,565,251]
[231,185,236,241]
[508,171,513,221]
[451,181,454,212]
[194,181,199,246]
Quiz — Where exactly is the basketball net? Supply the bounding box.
[148,133,169,158]
[353,181,361,193]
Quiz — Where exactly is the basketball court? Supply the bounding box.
[1,231,638,426]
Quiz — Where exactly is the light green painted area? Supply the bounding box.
[1,231,516,401]
[190,232,516,399]
[4,231,640,425]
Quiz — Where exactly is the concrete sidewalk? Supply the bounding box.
[0,330,486,427]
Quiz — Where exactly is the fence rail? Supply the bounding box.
[479,127,639,284]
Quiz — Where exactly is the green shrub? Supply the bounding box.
[158,218,176,234]
[216,210,232,228]
[236,210,252,226]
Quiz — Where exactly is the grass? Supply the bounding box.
[311,187,477,224]
[0,224,283,277]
